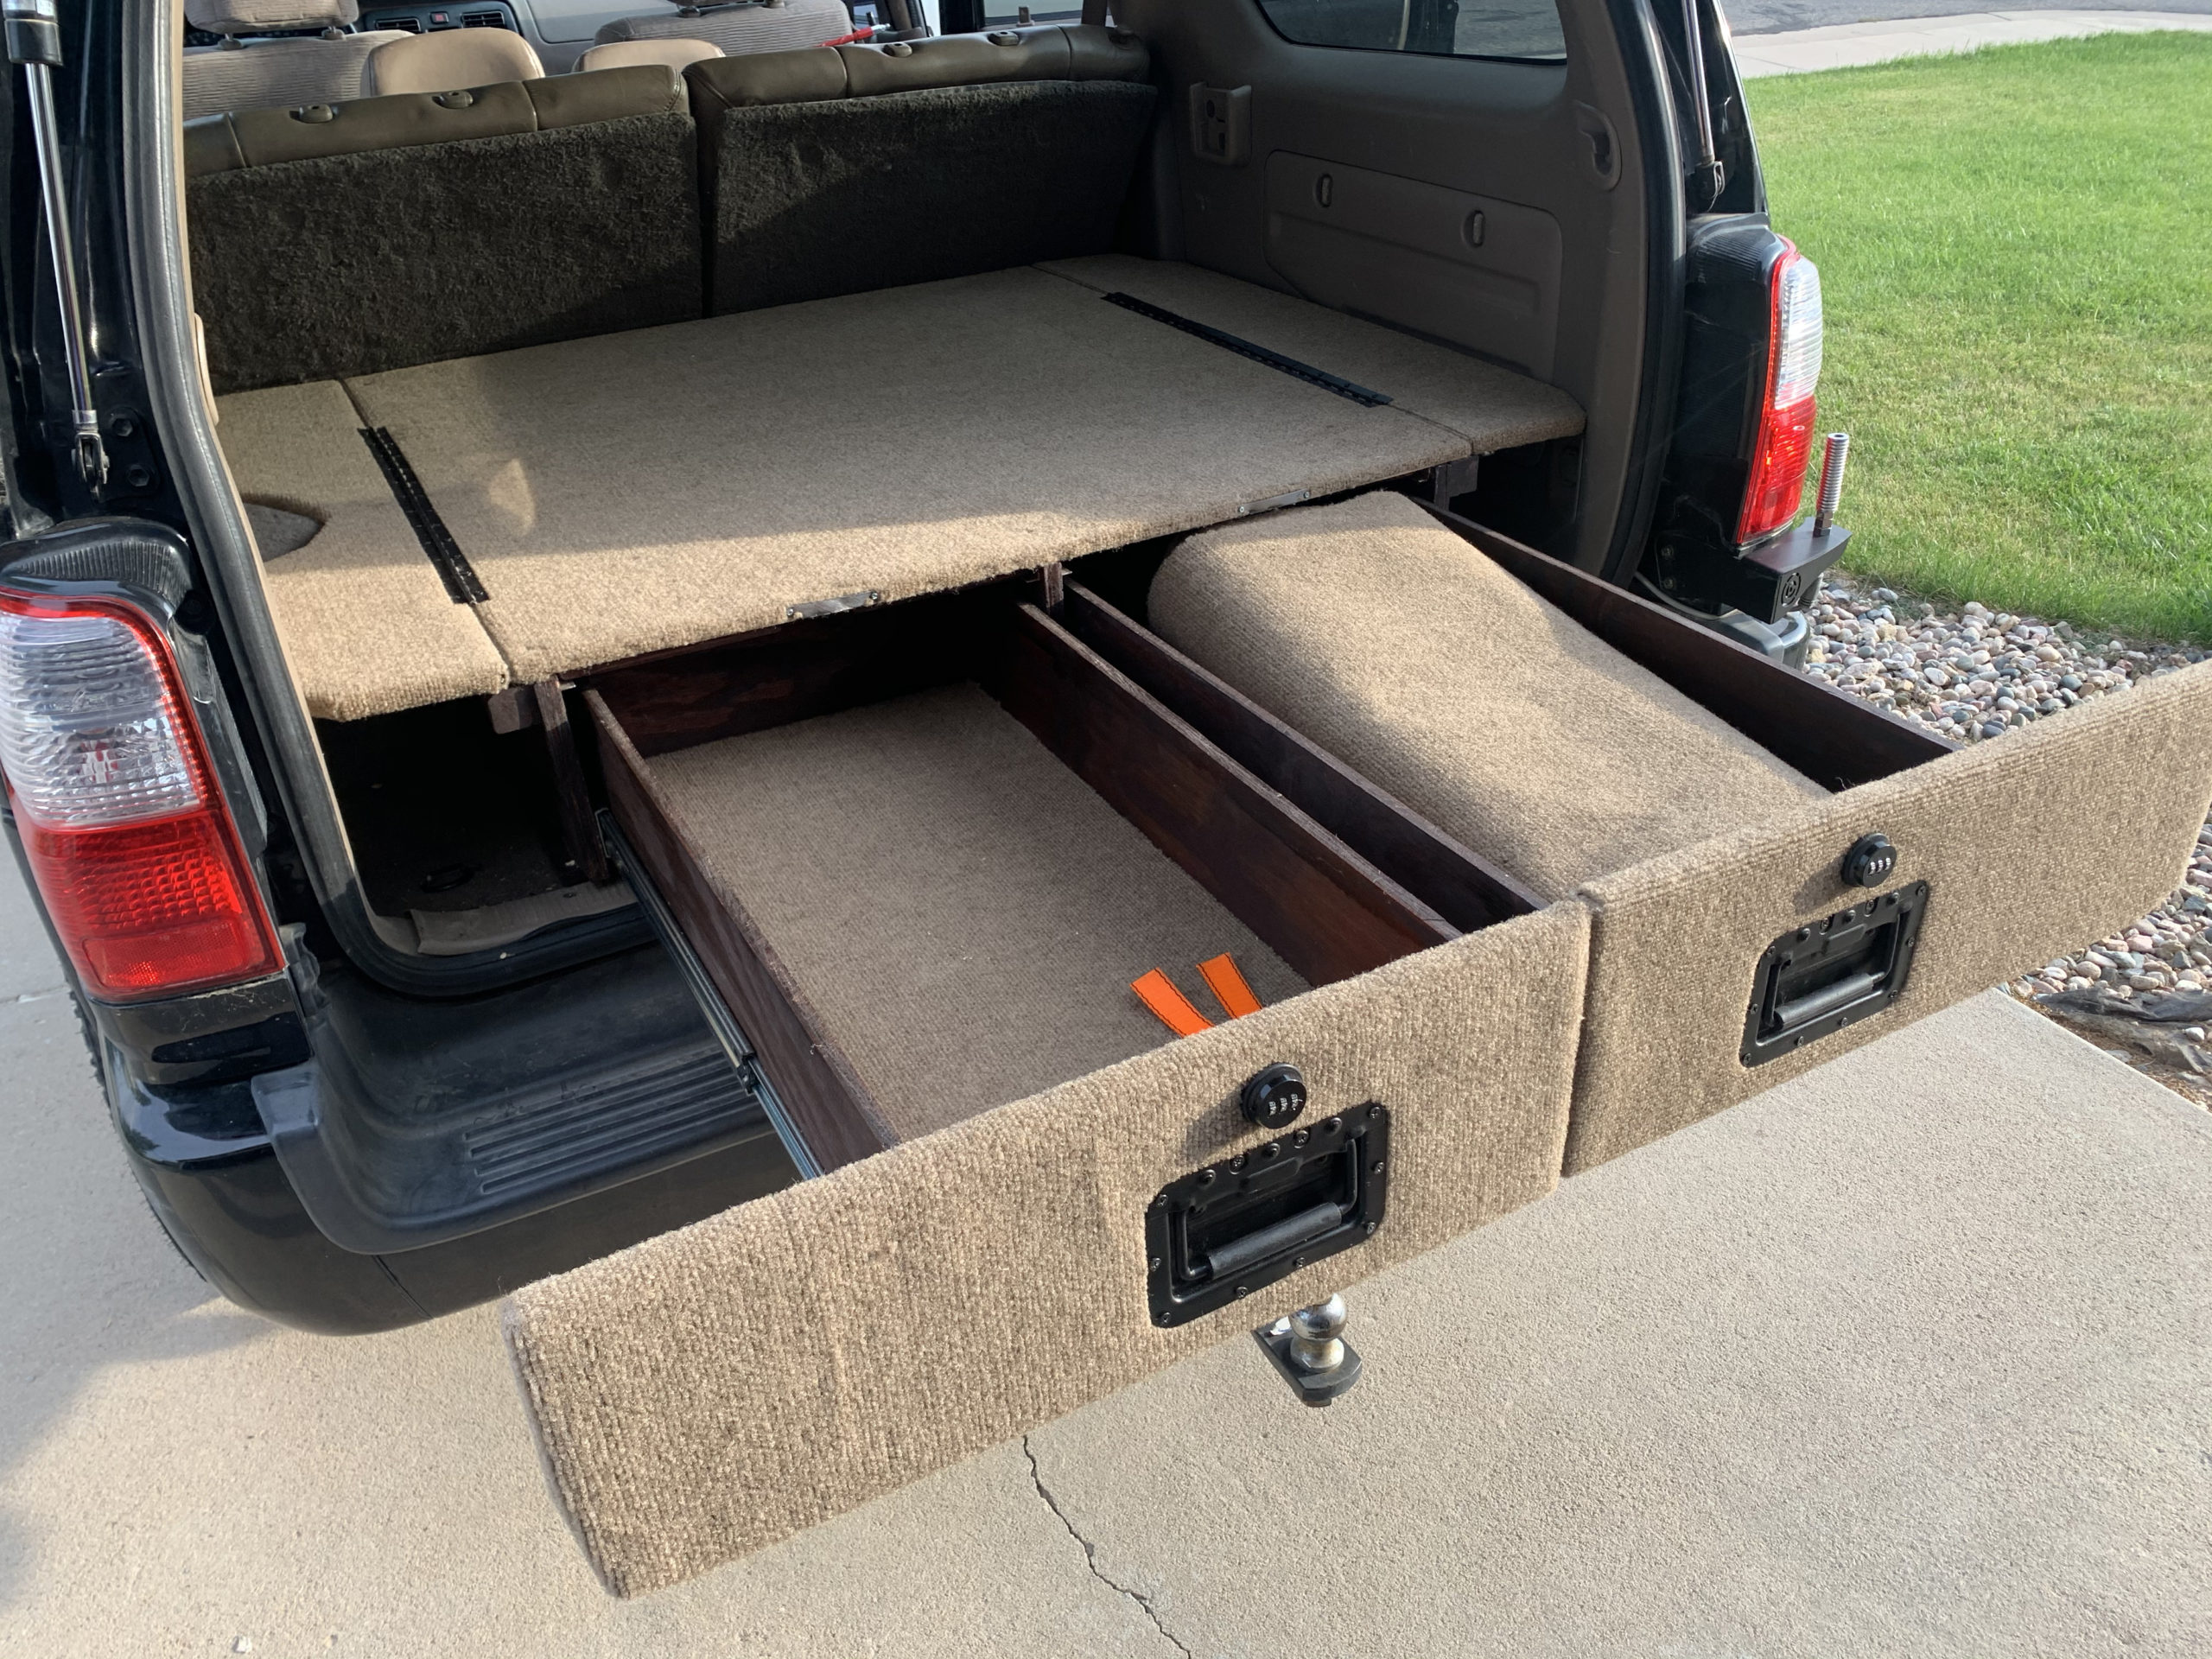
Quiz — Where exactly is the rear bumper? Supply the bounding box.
[113,1056,429,1333]
[108,939,801,1333]
[115,1051,798,1333]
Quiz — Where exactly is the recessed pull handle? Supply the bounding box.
[1146,1104,1390,1325]
[1201,1201,1341,1281]
[1770,969,1885,1031]
[1741,883,1929,1066]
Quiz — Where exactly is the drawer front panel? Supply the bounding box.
[503,901,1588,1595]
[1568,660,2212,1171]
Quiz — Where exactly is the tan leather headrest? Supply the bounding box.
[186,0,358,32]
[365,27,544,96]
[183,65,686,176]
[575,37,724,75]
[684,23,1147,111]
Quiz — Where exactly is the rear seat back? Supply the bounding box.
[184,67,702,393]
[688,24,1155,315]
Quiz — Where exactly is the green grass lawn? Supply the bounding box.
[1748,32,2212,643]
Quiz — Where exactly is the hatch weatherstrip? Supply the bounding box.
[1101,292,1393,408]
[358,425,489,604]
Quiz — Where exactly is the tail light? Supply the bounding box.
[0,588,282,1002]
[1735,242,1824,544]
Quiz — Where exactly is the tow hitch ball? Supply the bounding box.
[1257,1294,1363,1406]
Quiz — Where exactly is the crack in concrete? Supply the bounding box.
[1020,1437,1194,1658]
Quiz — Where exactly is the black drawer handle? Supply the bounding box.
[1770,968,1885,1031]
[1147,1105,1391,1325]
[1741,883,1929,1067]
[1201,1202,1343,1281]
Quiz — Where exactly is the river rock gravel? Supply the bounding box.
[1806,573,2212,1101]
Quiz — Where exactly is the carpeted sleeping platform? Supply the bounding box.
[219,379,512,719]
[643,683,1308,1143]
[219,260,1585,720]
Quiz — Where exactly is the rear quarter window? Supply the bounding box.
[1254,0,1567,60]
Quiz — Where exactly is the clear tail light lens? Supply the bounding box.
[1736,243,1824,543]
[0,589,281,1002]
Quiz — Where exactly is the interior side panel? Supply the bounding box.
[1115,0,1662,568]
[1262,151,1565,378]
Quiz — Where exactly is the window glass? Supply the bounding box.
[1253,0,1566,61]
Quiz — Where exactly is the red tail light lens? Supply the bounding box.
[1736,243,1824,544]
[0,589,282,1002]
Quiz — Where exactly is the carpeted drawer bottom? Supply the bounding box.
[643,683,1315,1146]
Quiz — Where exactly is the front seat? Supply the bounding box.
[365,23,545,94]
[181,0,407,119]
[592,0,855,58]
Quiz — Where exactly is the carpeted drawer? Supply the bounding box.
[502,574,1589,1592]
[1140,491,2212,1174]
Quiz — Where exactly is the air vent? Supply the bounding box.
[461,9,512,25]
[384,14,424,29]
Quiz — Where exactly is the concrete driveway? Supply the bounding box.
[4,840,2209,1656]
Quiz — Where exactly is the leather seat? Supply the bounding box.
[181,0,406,118]
[574,37,725,73]
[365,23,544,94]
[593,0,855,59]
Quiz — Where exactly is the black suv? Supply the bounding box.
[6,0,1840,1334]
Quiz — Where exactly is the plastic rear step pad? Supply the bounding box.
[250,944,787,1252]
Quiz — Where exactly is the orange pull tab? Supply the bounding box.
[1132,969,1214,1038]
[1198,952,1262,1020]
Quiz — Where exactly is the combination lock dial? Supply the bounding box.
[1237,1063,1308,1129]
[1840,832,1898,888]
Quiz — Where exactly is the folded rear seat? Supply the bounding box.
[1147,491,2212,1168]
[184,65,701,392]
[686,25,1155,313]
